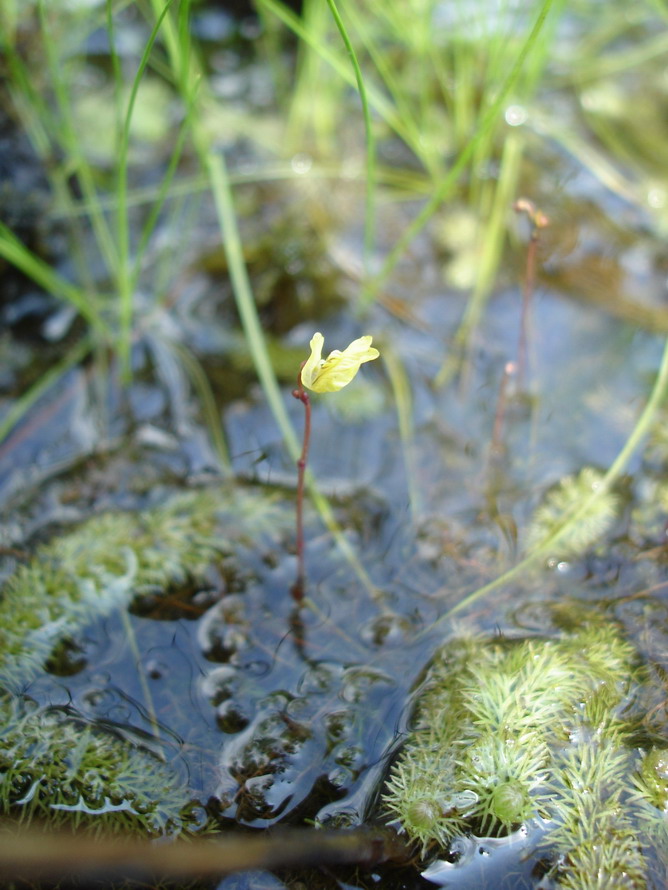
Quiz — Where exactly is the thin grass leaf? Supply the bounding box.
[0,225,104,334]
[525,467,620,557]
[257,0,418,156]
[324,0,376,271]
[383,346,420,520]
[115,0,177,380]
[427,333,668,627]
[0,337,92,447]
[435,130,525,386]
[131,104,196,291]
[363,0,557,306]
[37,0,118,276]
[167,341,232,476]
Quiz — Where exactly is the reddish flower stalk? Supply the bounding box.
[291,364,311,602]
[491,360,517,458]
[514,199,549,390]
[289,333,379,602]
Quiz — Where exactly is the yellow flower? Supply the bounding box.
[300,332,380,393]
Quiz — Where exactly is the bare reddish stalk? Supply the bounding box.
[514,199,549,390]
[291,364,311,602]
[490,360,517,458]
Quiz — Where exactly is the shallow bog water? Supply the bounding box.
[2,3,668,887]
[3,261,668,889]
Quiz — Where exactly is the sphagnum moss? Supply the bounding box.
[0,483,292,836]
[0,697,193,836]
[382,625,666,888]
[0,485,291,692]
[525,466,620,557]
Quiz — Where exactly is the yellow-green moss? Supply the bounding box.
[0,485,290,692]
[382,625,667,888]
[0,483,292,836]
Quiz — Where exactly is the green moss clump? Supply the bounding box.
[0,490,223,692]
[0,483,293,838]
[382,625,667,888]
[525,466,619,556]
[0,696,195,836]
[0,485,290,693]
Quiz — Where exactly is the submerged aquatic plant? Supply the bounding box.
[382,625,668,887]
[0,483,295,838]
[291,332,380,599]
[0,485,290,693]
[0,696,193,836]
[524,466,620,557]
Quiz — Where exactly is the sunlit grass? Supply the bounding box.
[0,0,224,454]
[261,0,562,320]
[4,0,663,421]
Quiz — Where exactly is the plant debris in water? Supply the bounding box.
[382,623,668,889]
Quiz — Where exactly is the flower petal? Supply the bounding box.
[303,334,380,393]
[300,332,325,390]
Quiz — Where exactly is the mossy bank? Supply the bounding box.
[382,624,668,889]
[0,484,292,836]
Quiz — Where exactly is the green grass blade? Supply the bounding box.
[428,334,668,629]
[37,0,118,278]
[257,0,419,158]
[0,337,92,446]
[2,31,107,302]
[0,224,104,333]
[339,0,443,180]
[167,342,232,477]
[324,0,376,271]
[115,0,177,380]
[362,0,557,307]
[197,142,301,457]
[434,131,525,386]
[130,104,195,292]
[383,345,421,520]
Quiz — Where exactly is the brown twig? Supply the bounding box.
[0,825,411,882]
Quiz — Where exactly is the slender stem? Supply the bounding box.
[514,199,549,389]
[156,1,377,600]
[490,360,517,458]
[292,365,311,601]
[517,232,535,388]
